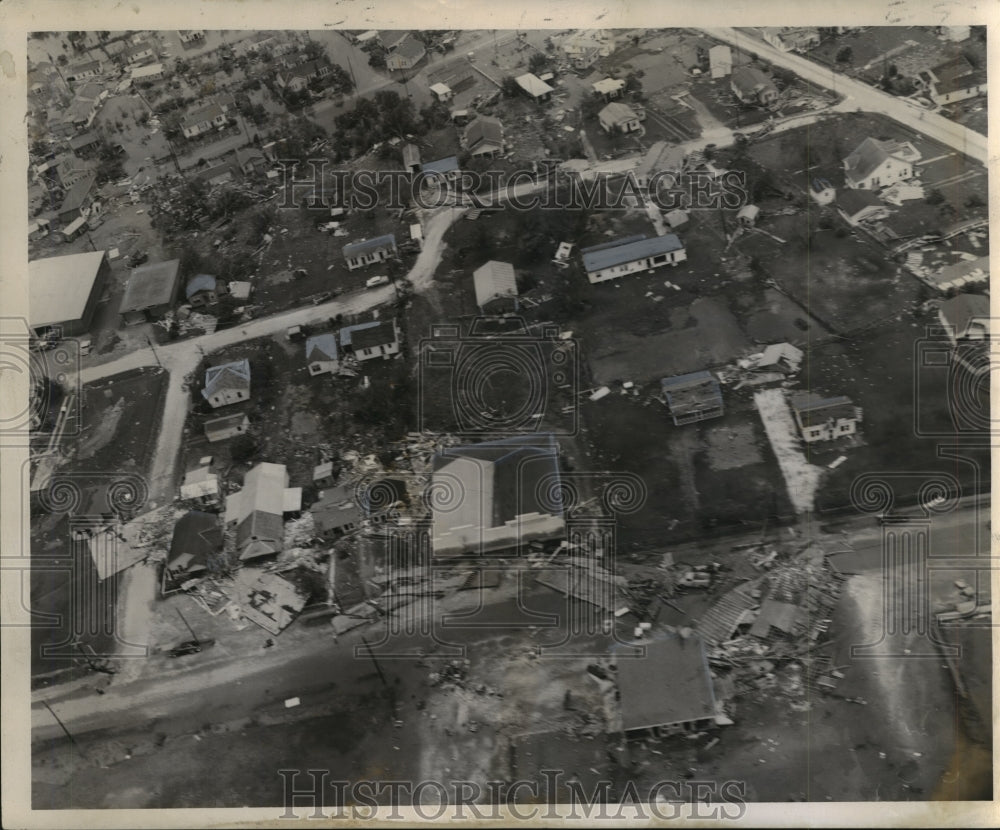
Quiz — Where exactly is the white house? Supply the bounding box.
[125,41,156,66]
[342,234,397,270]
[339,319,401,362]
[473,260,518,311]
[842,137,916,190]
[790,393,862,443]
[515,72,555,102]
[178,30,205,44]
[305,333,340,376]
[429,82,453,103]
[202,359,251,409]
[762,27,820,53]
[592,77,626,100]
[580,234,687,284]
[181,102,228,139]
[598,102,642,135]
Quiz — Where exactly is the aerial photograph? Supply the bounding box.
[13,12,993,823]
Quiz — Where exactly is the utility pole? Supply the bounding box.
[42,700,82,754]
[176,608,200,645]
[360,635,387,687]
[145,335,163,369]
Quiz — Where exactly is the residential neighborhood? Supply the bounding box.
[18,20,991,820]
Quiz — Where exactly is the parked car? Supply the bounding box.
[167,638,215,658]
[366,275,390,289]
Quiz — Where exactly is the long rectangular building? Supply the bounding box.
[581,234,686,283]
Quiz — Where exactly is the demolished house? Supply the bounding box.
[162,510,223,595]
[661,371,724,425]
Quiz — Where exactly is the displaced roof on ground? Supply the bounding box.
[185,273,217,298]
[421,156,460,175]
[939,293,989,335]
[28,250,106,328]
[615,635,717,731]
[749,598,802,638]
[599,101,639,124]
[59,171,97,213]
[473,260,517,307]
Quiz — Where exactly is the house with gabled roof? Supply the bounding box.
[125,40,156,66]
[401,143,422,174]
[305,333,340,375]
[842,137,915,190]
[66,59,103,84]
[339,319,400,362]
[204,412,250,443]
[762,27,820,53]
[730,67,778,106]
[342,234,397,270]
[179,462,221,509]
[789,392,863,443]
[938,293,990,346]
[202,358,251,409]
[163,511,223,594]
[592,77,626,101]
[312,483,365,540]
[464,115,504,158]
[277,59,335,92]
[661,371,724,425]
[473,260,518,312]
[181,102,228,139]
[580,234,686,284]
[515,72,555,102]
[387,34,426,71]
[224,462,301,561]
[598,102,642,135]
[57,171,98,223]
[378,30,411,52]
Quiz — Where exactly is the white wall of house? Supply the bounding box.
[354,340,400,362]
[208,388,248,408]
[586,248,687,284]
[800,417,858,443]
[309,359,338,375]
[345,248,391,270]
[931,82,986,106]
[847,158,912,190]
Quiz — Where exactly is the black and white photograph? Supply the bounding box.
[1,1,995,826]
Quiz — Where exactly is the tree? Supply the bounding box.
[925,188,945,205]
[624,71,644,97]
[368,50,386,69]
[230,433,259,465]
[836,46,853,64]
[500,75,521,98]
[303,40,329,62]
[528,52,548,73]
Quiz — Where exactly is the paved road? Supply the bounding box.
[704,28,988,165]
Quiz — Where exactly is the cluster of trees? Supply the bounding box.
[331,90,420,158]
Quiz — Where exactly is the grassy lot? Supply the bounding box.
[808,27,954,84]
[804,310,991,513]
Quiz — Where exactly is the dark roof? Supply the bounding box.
[168,511,223,567]
[282,58,332,82]
[185,273,217,298]
[464,116,503,151]
[68,131,100,150]
[343,234,396,259]
[421,156,459,175]
[789,393,857,427]
[615,635,717,731]
[379,30,410,49]
[182,102,224,129]
[933,69,986,96]
[928,54,975,85]
[844,137,906,183]
[392,34,426,62]
[235,511,284,558]
[59,171,97,213]
[120,259,182,312]
[433,434,561,529]
[235,147,265,167]
[731,66,774,94]
[312,484,364,533]
[836,188,883,215]
[350,320,397,351]
[581,234,684,273]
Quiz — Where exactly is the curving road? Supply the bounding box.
[703,28,989,165]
